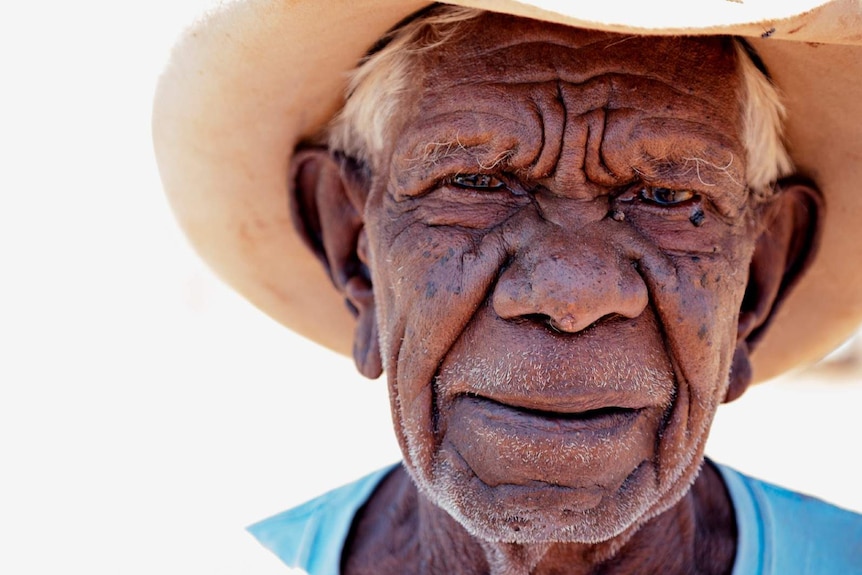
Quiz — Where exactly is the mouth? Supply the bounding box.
[442,393,654,490]
[451,393,644,434]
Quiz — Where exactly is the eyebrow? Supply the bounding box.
[404,136,518,172]
[639,153,745,190]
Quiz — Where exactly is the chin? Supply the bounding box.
[413,454,691,546]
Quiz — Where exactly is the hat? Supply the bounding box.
[152,0,862,383]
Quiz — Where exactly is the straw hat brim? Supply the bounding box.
[152,0,862,383]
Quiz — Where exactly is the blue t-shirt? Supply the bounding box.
[248,462,862,574]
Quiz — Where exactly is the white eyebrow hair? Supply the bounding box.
[402,136,517,173]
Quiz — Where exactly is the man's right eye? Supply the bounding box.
[450,173,505,190]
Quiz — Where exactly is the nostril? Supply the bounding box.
[519,313,579,333]
[519,313,556,329]
[540,312,627,334]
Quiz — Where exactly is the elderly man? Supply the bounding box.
[153,1,862,573]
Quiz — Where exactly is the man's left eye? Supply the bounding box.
[451,173,505,190]
[639,186,696,206]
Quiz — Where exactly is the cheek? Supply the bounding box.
[377,224,500,359]
[368,213,507,472]
[681,259,743,339]
[642,213,755,389]
[656,255,748,401]
[646,244,753,486]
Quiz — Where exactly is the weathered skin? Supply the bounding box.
[290,12,820,575]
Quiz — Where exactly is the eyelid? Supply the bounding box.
[449,173,506,190]
[392,171,509,201]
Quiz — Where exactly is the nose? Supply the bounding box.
[492,229,648,333]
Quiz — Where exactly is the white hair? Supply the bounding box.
[326,5,793,199]
[733,41,794,199]
[325,6,479,165]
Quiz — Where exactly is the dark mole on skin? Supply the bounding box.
[439,247,456,265]
[690,208,706,227]
[698,324,709,340]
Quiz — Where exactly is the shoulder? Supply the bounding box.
[715,462,862,574]
[247,464,399,575]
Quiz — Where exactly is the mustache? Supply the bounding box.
[435,346,674,404]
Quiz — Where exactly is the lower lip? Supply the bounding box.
[444,395,647,488]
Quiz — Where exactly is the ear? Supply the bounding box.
[725,176,823,402]
[289,147,383,379]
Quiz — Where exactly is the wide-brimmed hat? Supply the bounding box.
[152,0,862,383]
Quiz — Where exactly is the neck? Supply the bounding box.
[343,461,736,575]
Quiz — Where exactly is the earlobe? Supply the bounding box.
[725,176,823,403]
[725,343,752,403]
[347,270,383,379]
[289,147,383,379]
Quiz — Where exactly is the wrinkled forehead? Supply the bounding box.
[391,12,745,190]
[418,12,740,96]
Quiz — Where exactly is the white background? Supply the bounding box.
[2,2,860,574]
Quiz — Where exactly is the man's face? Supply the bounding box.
[362,13,757,543]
